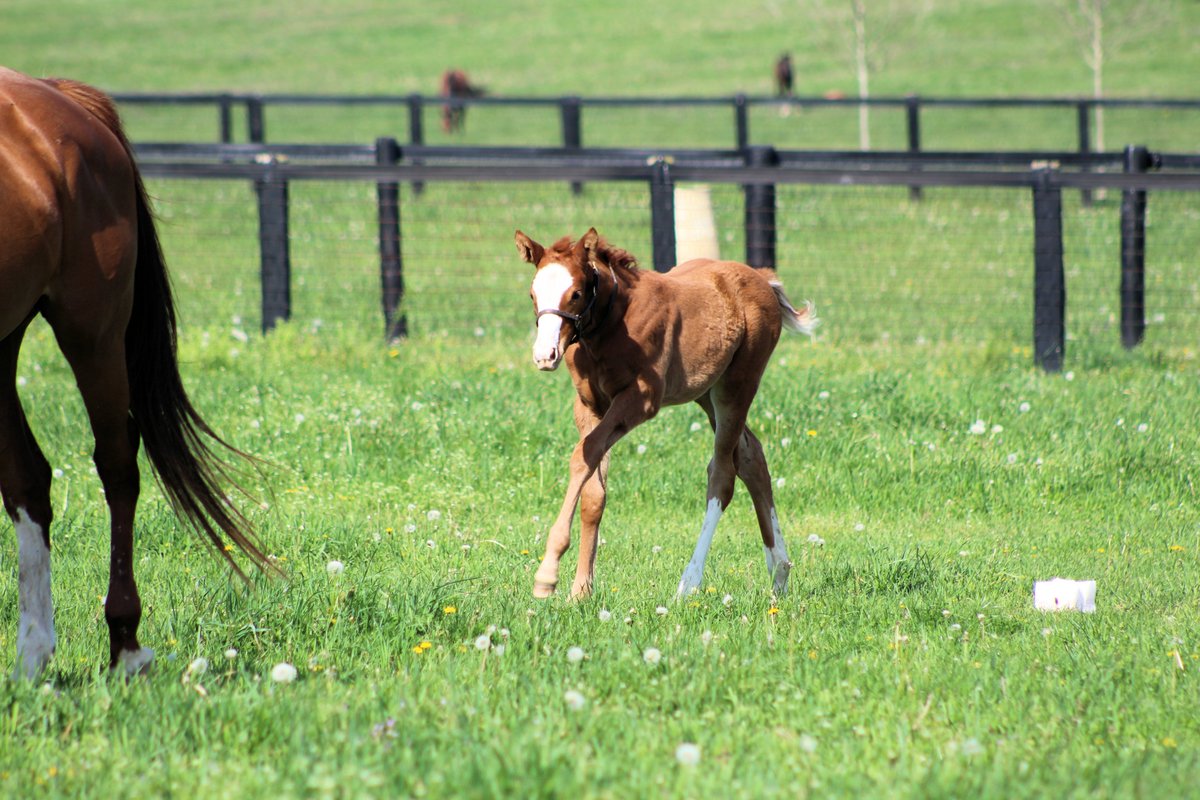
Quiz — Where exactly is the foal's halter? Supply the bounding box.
[535,262,619,345]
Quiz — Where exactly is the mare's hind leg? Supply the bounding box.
[0,320,57,678]
[51,325,152,674]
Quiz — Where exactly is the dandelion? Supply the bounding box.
[643,647,662,666]
[185,657,208,677]
[294,413,306,424]
[818,390,830,400]
[225,647,239,660]
[598,609,612,622]
[768,607,780,616]
[1018,402,1031,413]
[806,429,817,437]
[968,419,987,435]
[652,545,663,554]
[567,646,585,664]
[270,662,298,683]
[1041,627,1053,637]
[655,606,669,617]
[690,421,703,433]
[942,609,951,618]
[990,424,1003,434]
[675,743,701,766]
[474,635,491,651]
[700,630,714,646]
[722,594,733,607]
[798,733,818,753]
[807,533,825,546]
[411,401,424,412]
[427,509,442,522]
[776,477,786,488]
[1064,371,1075,381]
[326,560,345,577]
[1007,453,1018,464]
[781,437,792,448]
[1136,423,1148,433]
[959,738,984,757]
[443,605,457,615]
[636,444,648,455]
[564,689,586,711]
[854,523,865,532]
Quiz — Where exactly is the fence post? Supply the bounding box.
[247,97,266,143]
[743,145,778,269]
[649,158,677,272]
[906,95,923,201]
[1120,144,1152,350]
[1076,101,1093,207]
[254,156,291,333]
[1031,167,1065,372]
[376,137,407,341]
[218,94,233,144]
[561,96,583,195]
[734,93,750,151]
[407,93,425,197]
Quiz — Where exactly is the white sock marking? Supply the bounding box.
[116,646,156,676]
[14,508,56,679]
[531,263,574,367]
[762,507,792,596]
[676,497,723,600]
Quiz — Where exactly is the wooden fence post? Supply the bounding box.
[1076,101,1093,207]
[649,157,677,272]
[407,93,425,196]
[561,96,583,195]
[376,137,407,341]
[247,97,265,144]
[906,95,923,201]
[254,156,291,332]
[734,93,749,151]
[1032,167,1065,372]
[743,145,778,269]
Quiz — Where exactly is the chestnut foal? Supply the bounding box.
[514,228,816,600]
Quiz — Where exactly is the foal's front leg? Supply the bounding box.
[534,382,656,599]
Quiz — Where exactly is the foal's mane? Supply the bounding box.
[549,234,640,273]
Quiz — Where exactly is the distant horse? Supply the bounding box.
[440,69,485,133]
[0,67,271,678]
[514,228,816,600]
[775,53,794,97]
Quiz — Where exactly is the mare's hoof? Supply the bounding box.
[114,646,155,677]
[533,580,557,599]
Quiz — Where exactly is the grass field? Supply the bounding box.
[2,2,1200,798]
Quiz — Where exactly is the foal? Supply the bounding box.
[514,228,816,600]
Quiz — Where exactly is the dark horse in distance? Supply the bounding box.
[440,68,486,133]
[0,67,271,679]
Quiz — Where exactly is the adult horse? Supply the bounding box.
[439,68,485,133]
[514,228,816,601]
[0,68,270,678]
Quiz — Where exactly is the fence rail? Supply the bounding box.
[133,139,1200,370]
[113,90,1200,157]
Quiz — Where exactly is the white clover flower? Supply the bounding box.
[643,647,662,666]
[651,545,663,554]
[655,606,669,617]
[690,421,703,433]
[326,560,345,577]
[564,689,586,711]
[474,635,492,651]
[722,594,733,607]
[636,444,648,455]
[1007,453,1018,464]
[675,743,701,766]
[1064,371,1075,381]
[781,437,792,448]
[798,733,818,753]
[991,424,1004,434]
[270,662,298,683]
[700,630,714,646]
[225,647,239,660]
[968,419,987,435]
[818,390,830,400]
[1136,423,1148,433]
[776,477,786,488]
[567,646,585,664]
[1019,402,1031,413]
[854,523,866,532]
[598,609,612,622]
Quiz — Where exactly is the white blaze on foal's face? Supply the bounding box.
[530,262,577,370]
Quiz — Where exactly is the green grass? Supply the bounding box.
[2,1,1200,797]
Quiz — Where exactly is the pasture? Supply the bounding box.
[3,1,1200,797]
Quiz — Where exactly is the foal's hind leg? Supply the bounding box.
[733,427,792,596]
[52,325,153,674]
[0,321,57,678]
[570,399,609,599]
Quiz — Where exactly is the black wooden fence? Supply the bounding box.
[133,140,1200,371]
[114,90,1200,158]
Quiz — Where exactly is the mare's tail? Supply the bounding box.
[51,78,274,578]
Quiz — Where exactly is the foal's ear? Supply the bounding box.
[578,227,600,262]
[514,230,544,266]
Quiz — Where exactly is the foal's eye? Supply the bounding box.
[571,290,582,301]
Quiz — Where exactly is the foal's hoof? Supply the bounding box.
[114,646,155,677]
[533,580,557,599]
[771,560,793,597]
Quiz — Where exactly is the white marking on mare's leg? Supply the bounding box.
[14,508,56,679]
[762,507,792,596]
[116,646,156,676]
[676,497,724,600]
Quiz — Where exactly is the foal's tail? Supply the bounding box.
[52,78,274,579]
[768,278,819,338]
